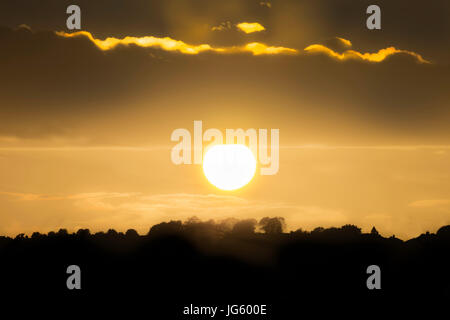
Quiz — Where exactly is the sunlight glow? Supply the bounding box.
[203,145,256,191]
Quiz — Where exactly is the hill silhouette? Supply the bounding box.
[0,217,449,318]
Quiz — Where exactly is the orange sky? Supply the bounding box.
[0,0,449,238]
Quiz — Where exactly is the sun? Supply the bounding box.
[203,144,257,191]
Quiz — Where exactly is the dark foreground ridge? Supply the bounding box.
[1,218,449,317]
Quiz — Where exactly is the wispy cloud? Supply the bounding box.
[0,191,137,203]
[56,31,429,63]
[56,31,296,56]
[16,24,32,32]
[243,42,297,55]
[1,144,450,152]
[336,37,352,47]
[236,22,266,34]
[409,199,450,208]
[304,43,429,63]
[56,31,215,54]
[1,191,346,230]
[281,145,450,150]
[211,21,232,32]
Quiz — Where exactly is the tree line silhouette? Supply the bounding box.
[1,217,449,317]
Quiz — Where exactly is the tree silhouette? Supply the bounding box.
[125,229,139,238]
[371,226,379,235]
[259,217,286,234]
[149,220,183,236]
[57,228,68,236]
[437,225,450,238]
[231,219,257,235]
[340,224,361,235]
[76,228,91,238]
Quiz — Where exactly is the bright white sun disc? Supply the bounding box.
[203,144,256,191]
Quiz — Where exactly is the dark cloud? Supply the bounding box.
[0,14,448,144]
[1,1,448,59]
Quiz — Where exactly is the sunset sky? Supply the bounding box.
[0,0,449,238]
